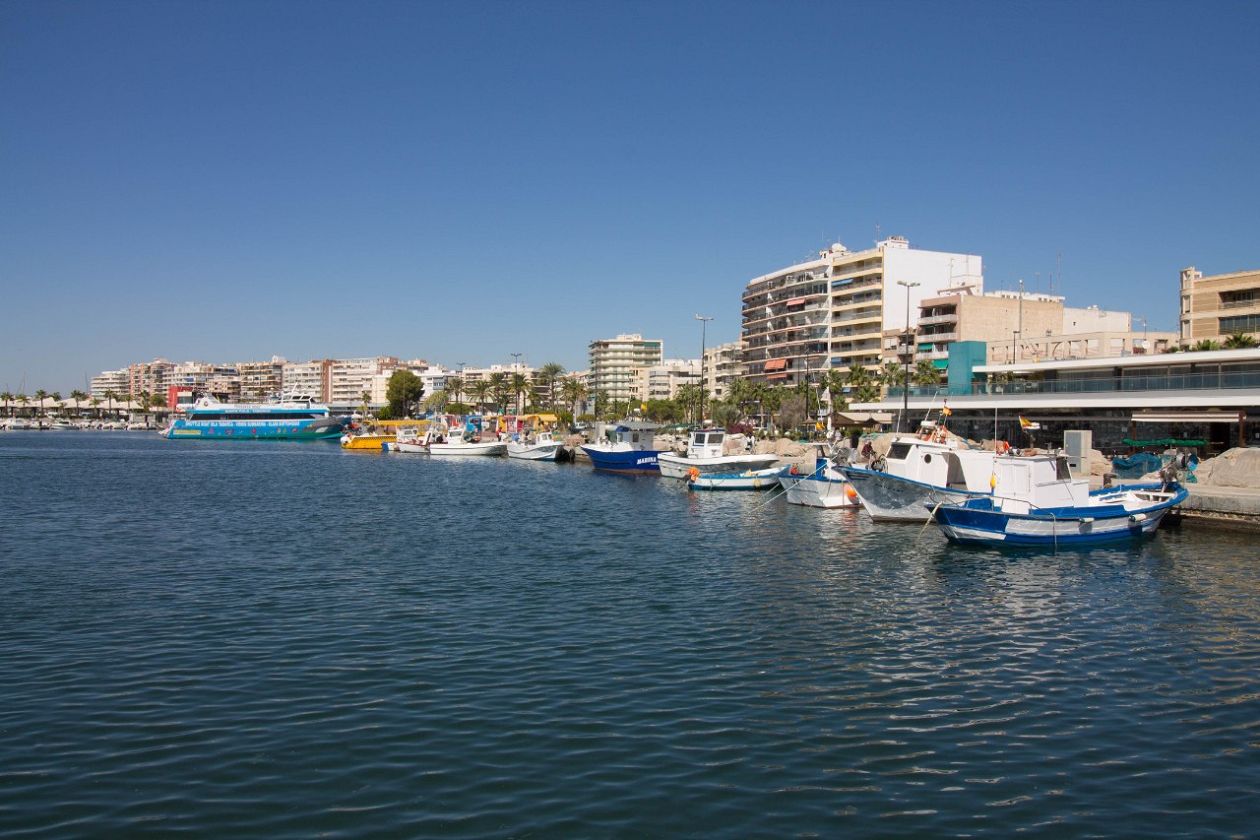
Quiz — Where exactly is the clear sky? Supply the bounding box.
[3,0,1258,393]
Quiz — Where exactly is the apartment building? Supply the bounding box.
[282,359,332,402]
[171,362,241,401]
[742,237,982,385]
[637,359,701,402]
[90,369,130,400]
[703,340,744,400]
[328,357,401,408]
[588,334,663,402]
[126,359,174,398]
[237,358,286,401]
[1180,266,1260,344]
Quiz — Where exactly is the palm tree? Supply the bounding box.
[443,375,463,410]
[51,392,63,417]
[537,362,565,409]
[913,360,942,387]
[105,389,119,420]
[487,372,509,414]
[509,372,530,414]
[0,391,11,418]
[1224,332,1257,349]
[675,383,702,423]
[1192,339,1222,352]
[846,365,880,404]
[360,390,371,416]
[70,389,87,418]
[467,381,491,413]
[560,378,587,420]
[33,389,48,419]
[89,397,101,418]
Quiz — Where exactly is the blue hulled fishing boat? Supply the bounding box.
[580,421,661,473]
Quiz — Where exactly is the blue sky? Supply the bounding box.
[3,0,1258,392]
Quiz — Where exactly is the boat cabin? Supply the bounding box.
[685,429,727,459]
[596,421,659,451]
[990,454,1090,513]
[883,437,994,493]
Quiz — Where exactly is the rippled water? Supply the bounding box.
[1,433,1258,837]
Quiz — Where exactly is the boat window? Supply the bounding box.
[1056,456,1072,481]
[631,433,640,443]
[710,432,724,443]
[887,442,912,460]
[923,453,933,463]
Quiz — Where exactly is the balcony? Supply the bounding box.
[917,331,957,342]
[917,313,958,326]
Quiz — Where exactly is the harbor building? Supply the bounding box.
[704,340,745,401]
[638,359,701,402]
[1180,266,1260,344]
[588,334,664,403]
[90,368,130,400]
[282,359,332,402]
[856,344,1260,452]
[742,237,982,386]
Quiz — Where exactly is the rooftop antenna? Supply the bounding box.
[874,222,882,245]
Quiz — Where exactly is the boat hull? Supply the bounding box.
[778,473,860,508]
[507,442,562,461]
[933,490,1186,547]
[657,452,780,479]
[841,466,975,521]
[341,433,396,450]
[428,441,507,456]
[581,446,660,473]
[167,417,347,441]
[687,466,785,491]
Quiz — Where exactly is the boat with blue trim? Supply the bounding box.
[164,395,349,441]
[929,453,1187,547]
[778,446,861,508]
[657,428,779,479]
[580,421,661,473]
[686,465,786,491]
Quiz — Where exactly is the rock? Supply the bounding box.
[1194,447,1260,488]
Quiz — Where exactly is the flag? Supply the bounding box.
[941,405,952,417]
[1019,416,1041,430]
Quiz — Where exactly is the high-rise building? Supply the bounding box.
[703,340,745,401]
[741,237,982,385]
[588,334,663,403]
[328,356,401,408]
[90,369,130,400]
[127,359,174,398]
[282,359,332,402]
[1180,266,1260,344]
[237,358,286,401]
[638,359,701,402]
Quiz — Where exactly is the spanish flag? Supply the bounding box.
[941,405,952,417]
[1019,416,1041,430]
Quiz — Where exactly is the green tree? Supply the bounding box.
[360,390,372,416]
[846,366,880,404]
[467,380,491,413]
[913,360,943,387]
[34,389,48,416]
[1192,339,1222,352]
[674,383,702,423]
[89,397,101,418]
[104,389,119,419]
[0,391,11,418]
[70,389,87,417]
[443,375,463,408]
[51,392,63,415]
[16,393,29,417]
[1224,332,1257,349]
[509,372,530,413]
[423,391,448,413]
[385,369,425,418]
[560,378,587,420]
[487,372,509,413]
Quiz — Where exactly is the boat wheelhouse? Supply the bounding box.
[657,428,779,478]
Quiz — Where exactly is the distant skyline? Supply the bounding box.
[3,0,1259,392]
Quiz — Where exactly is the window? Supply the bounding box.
[887,442,912,460]
[1220,314,1260,334]
[1056,456,1072,481]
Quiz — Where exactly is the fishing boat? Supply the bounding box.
[686,465,786,491]
[778,449,861,508]
[507,430,563,461]
[580,421,661,473]
[657,428,779,479]
[393,420,506,456]
[838,426,996,521]
[930,453,1187,547]
[166,395,349,441]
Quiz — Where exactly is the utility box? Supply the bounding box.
[1064,430,1092,473]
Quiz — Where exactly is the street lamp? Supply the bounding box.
[695,314,713,424]
[896,280,920,433]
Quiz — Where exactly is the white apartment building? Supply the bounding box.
[588,334,663,402]
[237,358,286,401]
[329,356,401,408]
[703,340,744,400]
[171,362,241,400]
[90,369,130,400]
[638,358,701,402]
[742,236,982,385]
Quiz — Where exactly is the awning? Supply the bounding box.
[1131,410,1245,424]
[785,297,806,306]
[763,358,787,372]
[766,372,789,381]
[834,411,894,425]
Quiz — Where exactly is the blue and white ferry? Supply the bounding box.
[163,395,349,441]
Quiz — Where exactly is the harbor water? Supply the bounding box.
[1,433,1258,837]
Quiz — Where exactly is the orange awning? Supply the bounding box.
[786,297,806,306]
[763,358,787,372]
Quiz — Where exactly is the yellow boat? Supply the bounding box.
[339,419,430,450]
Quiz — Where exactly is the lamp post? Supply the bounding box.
[896,280,920,432]
[695,314,712,424]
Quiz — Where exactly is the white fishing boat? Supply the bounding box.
[6,418,35,430]
[657,428,779,479]
[686,465,786,491]
[398,422,506,456]
[839,426,996,521]
[931,454,1187,547]
[507,430,563,461]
